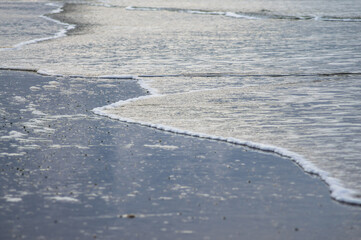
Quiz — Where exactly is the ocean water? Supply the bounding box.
[0,0,361,205]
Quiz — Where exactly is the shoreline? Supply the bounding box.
[94,76,361,206]
[1,0,360,206]
[1,69,361,239]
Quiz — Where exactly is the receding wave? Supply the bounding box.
[0,3,75,51]
[126,6,361,22]
[93,72,361,206]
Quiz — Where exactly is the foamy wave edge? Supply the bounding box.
[1,67,358,205]
[0,2,75,52]
[92,77,361,206]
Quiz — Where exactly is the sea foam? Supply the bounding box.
[92,77,361,206]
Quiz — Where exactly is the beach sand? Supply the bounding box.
[0,70,360,239]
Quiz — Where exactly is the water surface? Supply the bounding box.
[0,0,361,204]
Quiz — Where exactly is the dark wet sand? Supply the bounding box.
[0,70,360,239]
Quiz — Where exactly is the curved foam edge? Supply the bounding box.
[92,78,361,206]
[1,68,359,205]
[0,2,75,52]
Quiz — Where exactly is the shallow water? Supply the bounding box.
[0,0,361,204]
[1,70,361,239]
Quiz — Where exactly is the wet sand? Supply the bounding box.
[0,70,360,239]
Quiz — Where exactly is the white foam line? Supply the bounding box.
[1,2,75,52]
[93,77,361,206]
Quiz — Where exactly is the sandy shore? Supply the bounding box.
[0,70,360,239]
